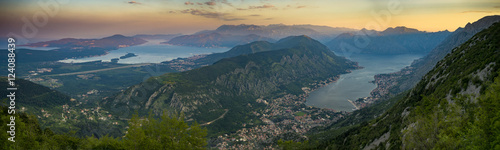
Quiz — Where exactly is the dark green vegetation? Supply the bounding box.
[0,60,176,102]
[0,35,181,141]
[0,62,178,138]
[0,77,70,108]
[0,107,207,150]
[309,21,500,149]
[0,77,127,138]
[326,26,451,55]
[119,53,137,59]
[48,63,175,98]
[105,35,359,136]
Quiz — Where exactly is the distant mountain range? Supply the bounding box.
[133,34,183,41]
[162,24,357,48]
[2,35,147,63]
[326,26,452,55]
[380,26,421,35]
[371,15,500,97]
[104,35,359,135]
[162,24,452,56]
[23,34,146,50]
[163,32,276,48]
[211,24,356,40]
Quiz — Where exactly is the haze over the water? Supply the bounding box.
[1,0,499,39]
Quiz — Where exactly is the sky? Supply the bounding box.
[1,0,499,40]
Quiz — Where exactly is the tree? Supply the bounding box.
[123,111,208,150]
[1,108,207,150]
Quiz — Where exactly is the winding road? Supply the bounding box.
[201,109,229,126]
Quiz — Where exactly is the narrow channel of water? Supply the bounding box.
[305,54,422,112]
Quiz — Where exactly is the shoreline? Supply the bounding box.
[347,99,360,110]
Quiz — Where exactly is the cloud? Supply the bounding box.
[205,1,216,6]
[495,6,500,8]
[237,4,275,10]
[249,14,261,17]
[461,10,498,13]
[179,9,245,21]
[197,2,203,5]
[185,1,194,5]
[128,1,141,5]
[285,5,307,9]
[202,0,232,6]
[248,4,275,9]
[218,0,232,7]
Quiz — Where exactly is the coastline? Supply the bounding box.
[347,99,360,110]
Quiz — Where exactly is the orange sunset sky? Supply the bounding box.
[1,0,499,39]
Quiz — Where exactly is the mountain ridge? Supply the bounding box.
[380,26,420,35]
[24,34,146,49]
[162,35,331,71]
[371,15,500,97]
[326,27,451,55]
[163,32,276,48]
[166,24,358,48]
[2,35,147,63]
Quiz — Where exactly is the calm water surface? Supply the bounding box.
[305,54,422,112]
[59,40,229,64]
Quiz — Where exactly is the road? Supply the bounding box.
[45,63,151,77]
[201,109,229,126]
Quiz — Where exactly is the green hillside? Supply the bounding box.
[0,77,70,108]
